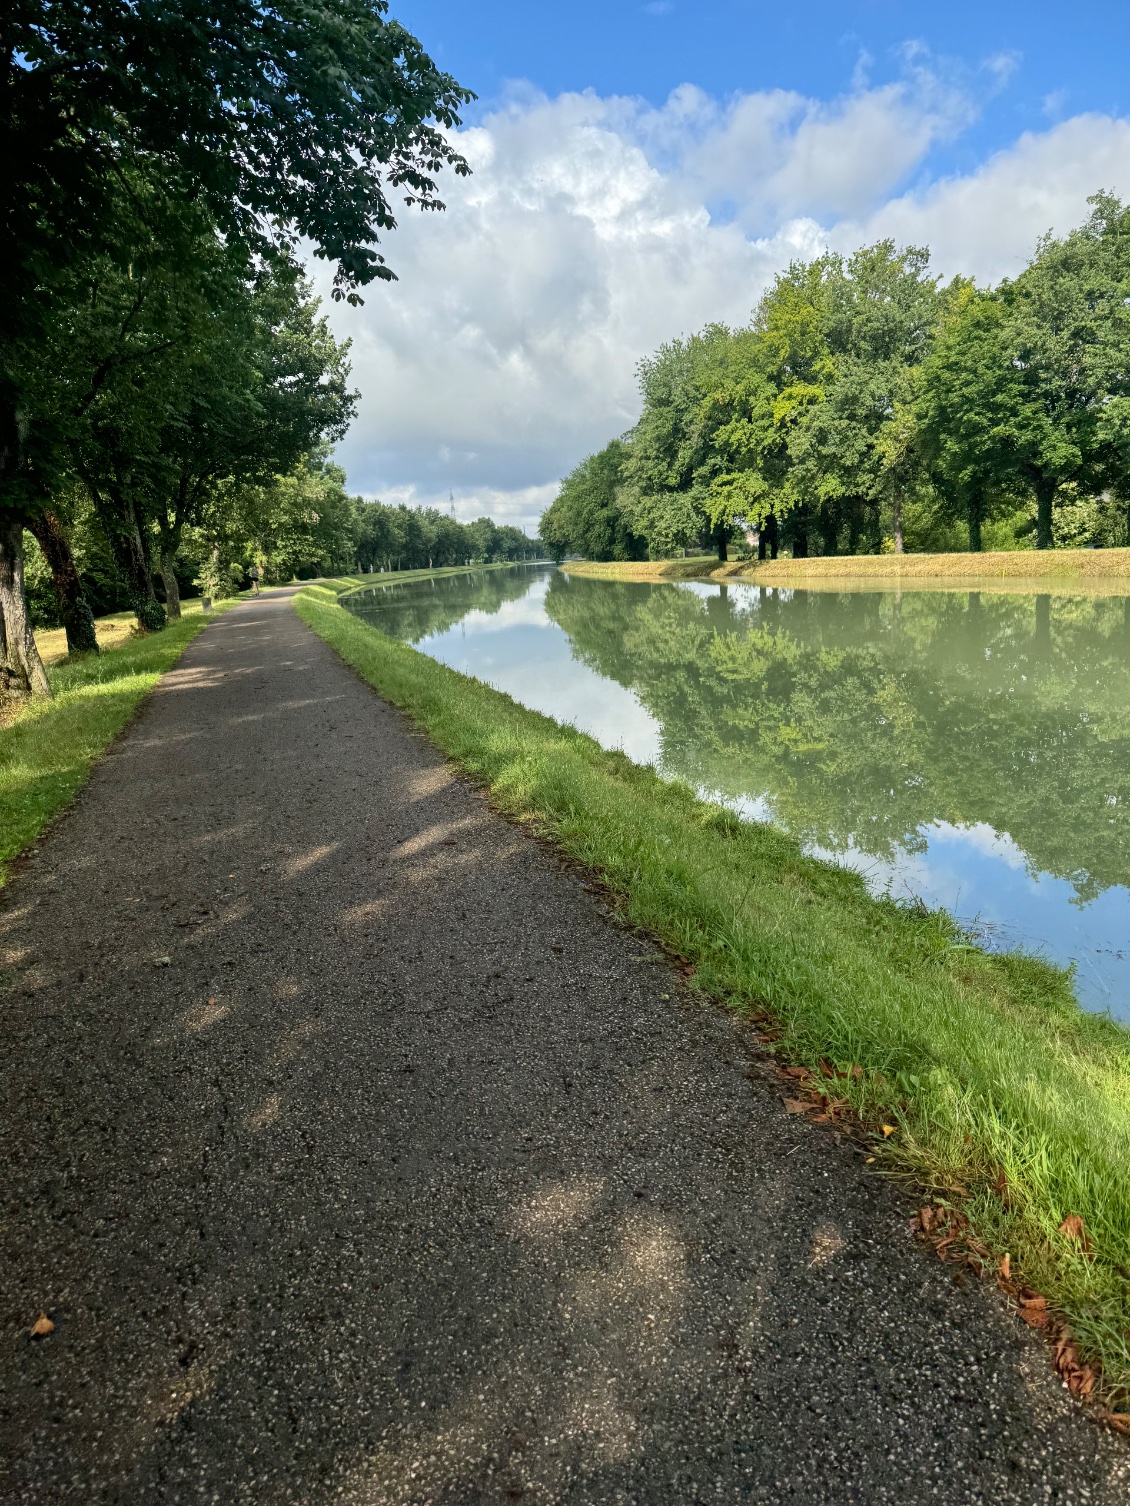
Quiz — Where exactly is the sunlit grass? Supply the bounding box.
[1,602,237,881]
[318,560,549,600]
[561,557,717,582]
[738,545,1130,584]
[297,582,1130,1405]
[32,595,222,666]
[564,547,1130,590]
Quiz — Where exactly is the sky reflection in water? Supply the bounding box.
[346,566,1130,1020]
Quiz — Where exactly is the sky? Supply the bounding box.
[320,2,1130,536]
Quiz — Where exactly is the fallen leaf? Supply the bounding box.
[881,1124,897,1138]
[1101,1411,1130,1435]
[1058,1214,1093,1251]
[783,1098,813,1115]
[782,1066,809,1081]
[850,1065,864,1080]
[998,1253,1011,1281]
[30,1314,54,1338]
[993,1170,1009,1194]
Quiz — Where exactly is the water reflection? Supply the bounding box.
[346,568,1130,1019]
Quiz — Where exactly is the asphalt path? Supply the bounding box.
[1,587,1126,1504]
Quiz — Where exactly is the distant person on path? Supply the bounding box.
[249,564,261,596]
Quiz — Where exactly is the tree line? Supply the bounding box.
[541,197,1130,562]
[1,1,475,698]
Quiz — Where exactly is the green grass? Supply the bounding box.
[0,602,238,883]
[561,557,718,582]
[316,561,549,601]
[297,582,1130,1406]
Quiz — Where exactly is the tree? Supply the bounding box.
[915,287,1032,551]
[622,326,760,560]
[2,0,471,692]
[539,440,646,562]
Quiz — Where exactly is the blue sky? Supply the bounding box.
[399,1,1129,182]
[322,2,1130,532]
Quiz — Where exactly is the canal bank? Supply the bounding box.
[299,577,1130,1416]
[2,585,1127,1500]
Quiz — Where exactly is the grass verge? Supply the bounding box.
[297,581,1130,1410]
[318,562,551,601]
[565,548,1130,593]
[561,557,717,582]
[1,600,238,883]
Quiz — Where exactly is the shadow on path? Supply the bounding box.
[1,589,1125,1503]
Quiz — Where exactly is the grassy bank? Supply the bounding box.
[297,581,1130,1409]
[1,600,238,883]
[564,547,1130,590]
[321,561,550,601]
[735,546,1130,588]
[561,557,717,582]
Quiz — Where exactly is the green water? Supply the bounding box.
[346,566,1130,1018]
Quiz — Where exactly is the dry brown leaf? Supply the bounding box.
[30,1314,54,1337]
[782,1066,810,1080]
[1058,1214,1092,1250]
[998,1253,1011,1281]
[783,1098,813,1115]
[881,1124,897,1138]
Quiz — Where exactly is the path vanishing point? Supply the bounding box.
[1,588,1127,1504]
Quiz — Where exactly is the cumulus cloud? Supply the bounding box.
[320,64,1130,536]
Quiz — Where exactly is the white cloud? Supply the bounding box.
[321,66,1130,537]
[838,113,1130,282]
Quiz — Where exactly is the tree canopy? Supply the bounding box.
[1,0,475,695]
[544,199,1130,564]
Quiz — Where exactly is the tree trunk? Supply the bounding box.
[967,493,984,553]
[792,528,808,559]
[1034,479,1056,550]
[158,549,181,619]
[892,493,904,555]
[94,491,165,632]
[715,524,728,563]
[765,513,779,560]
[0,512,51,697]
[27,510,98,654]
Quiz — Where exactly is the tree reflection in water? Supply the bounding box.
[543,575,1130,906]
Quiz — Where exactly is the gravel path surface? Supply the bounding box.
[1,588,1126,1505]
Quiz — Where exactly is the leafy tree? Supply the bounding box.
[2,0,471,693]
[539,440,646,562]
[915,287,1033,551]
[621,326,762,560]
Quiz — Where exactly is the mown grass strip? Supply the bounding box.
[0,601,237,883]
[296,583,1130,1405]
[564,547,1130,590]
[318,561,550,602]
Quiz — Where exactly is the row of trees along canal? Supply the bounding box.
[0,2,539,701]
[540,205,1130,563]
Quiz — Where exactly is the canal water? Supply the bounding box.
[345,565,1130,1020]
